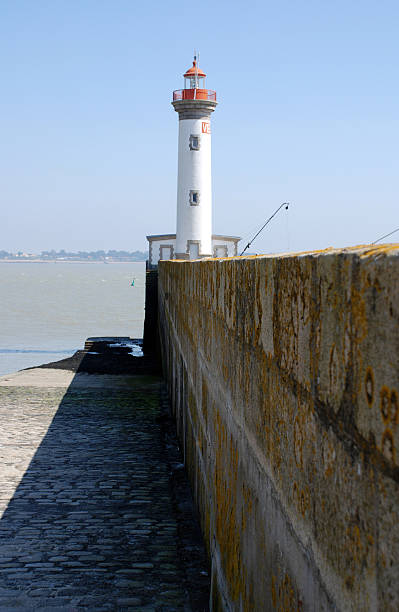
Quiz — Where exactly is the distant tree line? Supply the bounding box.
[0,250,148,261]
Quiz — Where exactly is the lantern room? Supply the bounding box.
[184,58,206,89]
[173,56,216,102]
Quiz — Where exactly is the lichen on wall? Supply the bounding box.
[158,245,399,611]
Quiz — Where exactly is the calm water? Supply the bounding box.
[0,262,146,375]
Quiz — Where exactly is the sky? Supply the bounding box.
[0,0,398,255]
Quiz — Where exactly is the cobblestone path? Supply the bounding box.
[0,368,209,610]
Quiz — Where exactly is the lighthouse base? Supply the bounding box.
[146,234,241,268]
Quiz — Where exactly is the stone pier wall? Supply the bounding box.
[157,246,399,611]
[143,269,160,364]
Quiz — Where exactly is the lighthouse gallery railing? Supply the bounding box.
[173,89,217,101]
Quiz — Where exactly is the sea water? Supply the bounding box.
[0,262,146,376]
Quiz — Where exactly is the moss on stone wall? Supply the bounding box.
[158,245,399,611]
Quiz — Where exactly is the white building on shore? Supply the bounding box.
[147,56,240,268]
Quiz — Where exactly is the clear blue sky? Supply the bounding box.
[1,0,398,254]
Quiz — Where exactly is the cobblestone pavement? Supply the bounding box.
[0,368,209,610]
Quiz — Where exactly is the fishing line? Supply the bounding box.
[285,204,290,252]
[372,227,399,244]
[240,203,290,256]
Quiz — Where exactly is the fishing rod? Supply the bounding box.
[372,226,399,245]
[240,202,290,256]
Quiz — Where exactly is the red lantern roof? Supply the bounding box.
[184,60,206,78]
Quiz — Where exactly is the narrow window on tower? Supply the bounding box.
[189,134,200,151]
[189,190,200,206]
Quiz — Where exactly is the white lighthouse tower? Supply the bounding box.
[146,56,240,267]
[172,57,216,259]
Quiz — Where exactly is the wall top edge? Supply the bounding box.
[146,234,241,242]
[147,234,176,241]
[159,243,399,264]
[212,235,241,242]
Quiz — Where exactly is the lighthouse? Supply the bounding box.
[146,56,240,267]
[172,57,216,259]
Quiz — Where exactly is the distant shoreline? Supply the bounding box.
[0,260,147,264]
